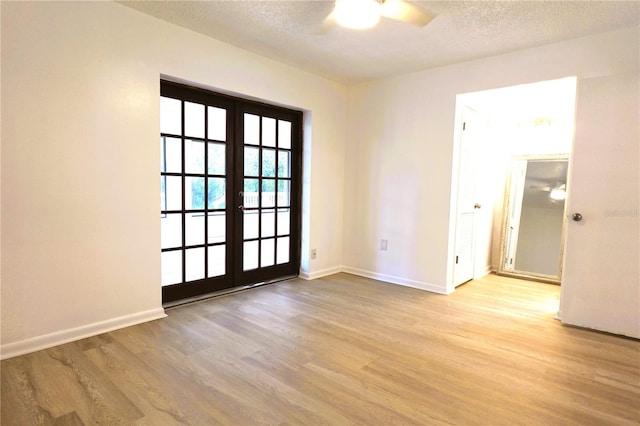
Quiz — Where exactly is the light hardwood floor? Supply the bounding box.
[2,273,639,425]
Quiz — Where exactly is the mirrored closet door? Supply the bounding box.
[499,156,569,284]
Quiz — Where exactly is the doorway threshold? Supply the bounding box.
[163,274,299,309]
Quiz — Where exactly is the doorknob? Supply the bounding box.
[474,203,481,209]
[572,213,583,222]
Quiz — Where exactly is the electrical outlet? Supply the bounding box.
[381,239,388,251]
[311,248,317,259]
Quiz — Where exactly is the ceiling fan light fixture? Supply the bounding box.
[549,185,567,201]
[334,0,381,30]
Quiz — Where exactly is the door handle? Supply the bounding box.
[474,203,481,209]
[238,205,244,211]
[572,213,583,222]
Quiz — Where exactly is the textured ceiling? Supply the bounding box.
[118,0,640,85]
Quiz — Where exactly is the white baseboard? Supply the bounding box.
[1,307,167,360]
[474,264,493,279]
[299,266,344,280]
[342,266,451,294]
[299,265,450,295]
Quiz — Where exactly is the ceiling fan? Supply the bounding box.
[322,0,434,31]
[529,181,567,201]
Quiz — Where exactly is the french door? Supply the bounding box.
[160,81,302,303]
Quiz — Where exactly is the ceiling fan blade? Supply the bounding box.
[529,185,552,191]
[380,0,433,27]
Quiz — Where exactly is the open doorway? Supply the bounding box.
[450,77,577,289]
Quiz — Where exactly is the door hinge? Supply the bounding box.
[456,255,459,264]
[462,122,466,131]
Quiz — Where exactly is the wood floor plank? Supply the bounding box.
[1,355,56,425]
[2,273,639,425]
[52,411,85,426]
[82,342,196,425]
[46,344,145,425]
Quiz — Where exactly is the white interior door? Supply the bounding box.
[453,107,481,286]
[559,73,639,338]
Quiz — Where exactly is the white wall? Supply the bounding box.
[343,25,639,314]
[1,1,347,358]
